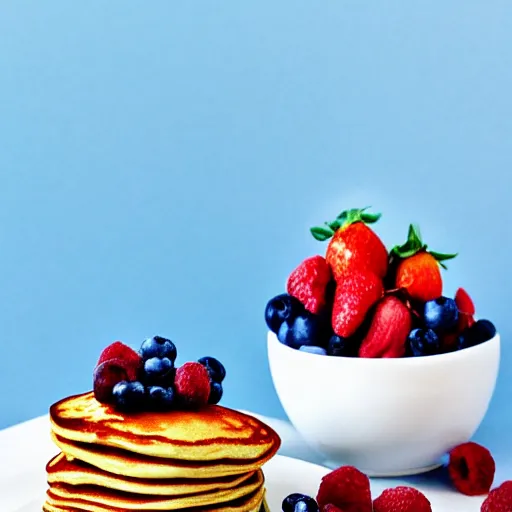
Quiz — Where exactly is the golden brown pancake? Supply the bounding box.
[47,452,255,495]
[42,497,270,512]
[43,485,265,512]
[51,392,280,461]
[47,471,263,510]
[52,432,277,479]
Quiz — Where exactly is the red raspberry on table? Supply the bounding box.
[174,362,211,407]
[287,255,333,315]
[323,505,343,512]
[481,481,512,512]
[93,358,140,404]
[97,341,142,368]
[448,442,496,495]
[373,486,431,512]
[316,466,372,512]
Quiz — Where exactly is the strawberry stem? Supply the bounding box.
[310,207,381,241]
[391,223,458,267]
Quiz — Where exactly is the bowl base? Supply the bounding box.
[321,459,443,478]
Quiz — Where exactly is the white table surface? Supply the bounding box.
[0,411,496,512]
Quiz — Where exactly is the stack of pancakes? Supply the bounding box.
[43,392,280,512]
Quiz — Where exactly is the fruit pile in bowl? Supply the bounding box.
[265,207,496,358]
[265,207,500,476]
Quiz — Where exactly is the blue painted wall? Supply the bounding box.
[1,1,511,468]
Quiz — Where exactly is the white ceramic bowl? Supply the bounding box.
[267,331,500,477]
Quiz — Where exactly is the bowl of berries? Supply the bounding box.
[265,207,500,477]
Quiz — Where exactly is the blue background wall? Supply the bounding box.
[1,1,511,463]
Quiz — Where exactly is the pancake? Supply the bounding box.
[52,432,277,479]
[47,471,263,510]
[43,485,266,512]
[51,392,280,462]
[47,453,256,495]
[42,496,270,512]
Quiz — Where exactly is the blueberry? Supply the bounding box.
[299,345,327,355]
[278,314,327,349]
[144,356,173,376]
[327,334,358,357]
[282,493,319,512]
[140,336,177,362]
[208,381,223,404]
[148,386,175,410]
[143,357,175,386]
[198,356,226,383]
[458,319,497,350]
[265,294,304,334]
[112,381,146,412]
[408,328,441,356]
[424,297,459,332]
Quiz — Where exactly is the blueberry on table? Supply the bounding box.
[408,328,441,356]
[282,493,319,512]
[458,319,497,350]
[112,381,146,412]
[198,356,226,383]
[147,386,175,410]
[424,297,459,332]
[299,345,327,355]
[208,381,223,404]
[265,294,305,334]
[140,336,177,362]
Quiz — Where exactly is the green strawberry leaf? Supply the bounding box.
[429,250,458,262]
[360,211,382,224]
[391,224,458,268]
[310,224,336,241]
[391,223,425,258]
[312,206,382,241]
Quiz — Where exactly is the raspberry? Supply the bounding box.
[455,287,476,315]
[174,362,211,407]
[287,255,333,314]
[93,358,140,404]
[97,341,142,368]
[481,481,512,512]
[316,466,372,512]
[448,442,495,496]
[373,486,431,512]
[441,311,475,352]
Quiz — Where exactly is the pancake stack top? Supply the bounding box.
[44,391,280,512]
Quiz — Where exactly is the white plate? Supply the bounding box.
[13,454,486,512]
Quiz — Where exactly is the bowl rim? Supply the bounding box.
[267,330,500,365]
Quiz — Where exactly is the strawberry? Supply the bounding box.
[359,295,412,358]
[455,287,476,315]
[311,207,388,281]
[391,225,457,302]
[332,270,384,338]
[287,255,333,314]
